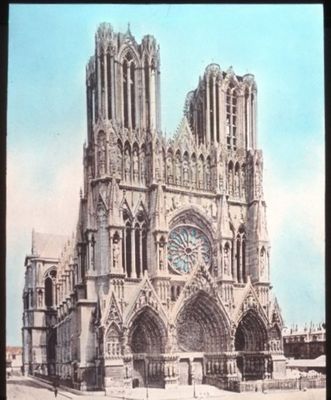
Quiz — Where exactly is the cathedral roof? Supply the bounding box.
[31,231,70,259]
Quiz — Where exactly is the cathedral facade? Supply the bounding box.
[22,23,286,391]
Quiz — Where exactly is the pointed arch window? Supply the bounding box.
[236,226,246,283]
[209,75,214,142]
[226,83,237,151]
[122,51,136,129]
[144,56,150,128]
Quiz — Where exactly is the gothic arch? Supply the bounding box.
[104,322,122,358]
[44,268,57,308]
[168,207,215,243]
[236,225,246,283]
[128,306,168,354]
[174,149,182,186]
[190,153,197,187]
[118,46,140,67]
[235,309,268,352]
[175,290,231,353]
[166,148,174,184]
[197,154,204,189]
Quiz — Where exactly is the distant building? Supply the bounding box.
[283,324,325,360]
[6,346,23,375]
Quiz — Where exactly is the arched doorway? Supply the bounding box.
[175,291,230,385]
[128,307,167,388]
[235,310,268,380]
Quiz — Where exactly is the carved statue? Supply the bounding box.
[159,246,164,271]
[140,151,146,183]
[175,155,181,185]
[113,240,120,270]
[38,290,43,308]
[234,170,239,196]
[132,149,139,182]
[197,160,203,189]
[260,249,266,275]
[205,162,211,190]
[98,137,106,176]
[241,167,246,198]
[191,162,196,187]
[223,245,230,275]
[166,156,173,183]
[183,159,189,186]
[124,149,130,181]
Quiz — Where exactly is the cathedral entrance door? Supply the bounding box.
[193,359,203,384]
[179,359,190,385]
[132,360,145,388]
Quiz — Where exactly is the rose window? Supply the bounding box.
[167,226,211,274]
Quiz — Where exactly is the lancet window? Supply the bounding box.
[226,83,237,151]
[44,269,57,308]
[122,207,148,278]
[122,51,136,129]
[144,56,150,128]
[235,226,246,283]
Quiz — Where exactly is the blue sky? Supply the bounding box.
[7,4,324,346]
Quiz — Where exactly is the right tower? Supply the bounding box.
[184,63,269,290]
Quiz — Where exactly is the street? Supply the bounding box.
[6,376,326,400]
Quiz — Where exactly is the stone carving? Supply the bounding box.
[112,240,120,270]
[124,149,130,181]
[167,226,211,274]
[132,149,139,182]
[223,245,230,275]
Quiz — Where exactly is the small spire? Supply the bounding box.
[31,228,35,255]
[127,22,131,35]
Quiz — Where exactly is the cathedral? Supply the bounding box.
[22,23,286,392]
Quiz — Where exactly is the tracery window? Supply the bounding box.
[167,226,211,274]
[122,52,136,129]
[44,269,57,308]
[226,83,237,151]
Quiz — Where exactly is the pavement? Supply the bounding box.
[6,375,326,400]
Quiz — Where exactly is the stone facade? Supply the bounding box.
[22,23,286,391]
[283,324,326,360]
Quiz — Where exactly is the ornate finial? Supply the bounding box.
[127,22,131,35]
[31,228,35,255]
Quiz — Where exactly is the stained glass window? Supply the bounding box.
[167,226,211,274]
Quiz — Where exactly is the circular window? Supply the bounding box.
[167,226,211,274]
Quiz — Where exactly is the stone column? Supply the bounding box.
[212,75,217,143]
[97,52,102,119]
[252,92,257,149]
[131,228,136,278]
[122,229,127,275]
[139,228,143,278]
[104,52,108,120]
[150,67,156,130]
[127,65,132,129]
[206,78,211,145]
[232,241,237,282]
[246,90,251,150]
[110,56,115,120]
